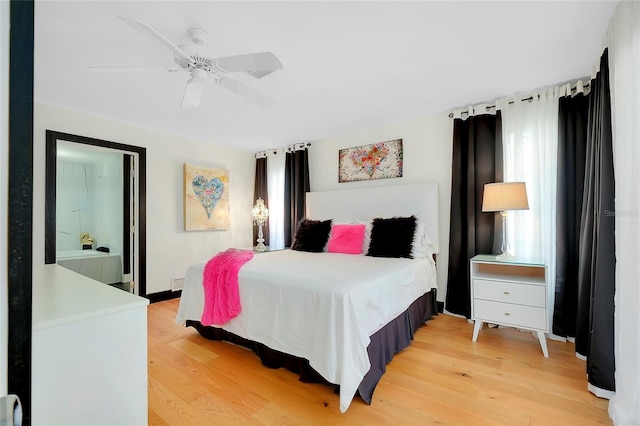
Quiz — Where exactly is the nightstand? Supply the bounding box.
[470,254,549,357]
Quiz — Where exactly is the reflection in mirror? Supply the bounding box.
[55,142,127,290]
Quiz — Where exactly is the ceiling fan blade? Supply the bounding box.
[89,67,183,73]
[213,52,283,73]
[182,75,207,108]
[217,76,275,107]
[119,16,194,66]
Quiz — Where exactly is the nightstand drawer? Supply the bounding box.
[473,299,547,330]
[473,279,545,307]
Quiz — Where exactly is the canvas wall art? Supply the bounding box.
[338,139,403,183]
[183,163,229,231]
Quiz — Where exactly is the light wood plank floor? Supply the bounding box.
[148,298,612,425]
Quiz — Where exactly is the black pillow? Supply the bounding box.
[291,218,333,252]
[366,215,417,258]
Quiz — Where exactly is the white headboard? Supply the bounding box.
[306,182,440,253]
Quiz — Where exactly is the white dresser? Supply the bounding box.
[470,254,548,357]
[32,264,149,425]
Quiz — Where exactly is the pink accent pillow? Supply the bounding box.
[327,224,366,254]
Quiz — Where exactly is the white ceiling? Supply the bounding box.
[34,1,618,152]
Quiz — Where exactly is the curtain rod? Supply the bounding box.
[449,81,591,118]
[255,142,312,158]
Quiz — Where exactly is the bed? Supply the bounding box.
[176,182,440,412]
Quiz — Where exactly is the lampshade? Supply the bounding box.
[251,197,269,224]
[482,182,529,212]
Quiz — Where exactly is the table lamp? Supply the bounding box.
[482,182,529,260]
[251,197,269,252]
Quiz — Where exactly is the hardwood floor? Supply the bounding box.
[148,298,612,425]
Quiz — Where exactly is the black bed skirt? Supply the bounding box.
[186,289,438,405]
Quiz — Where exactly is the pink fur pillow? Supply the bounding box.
[327,224,366,254]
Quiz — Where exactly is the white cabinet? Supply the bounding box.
[32,264,149,425]
[470,255,549,357]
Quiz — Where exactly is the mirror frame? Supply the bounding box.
[45,130,147,297]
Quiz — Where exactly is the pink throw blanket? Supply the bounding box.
[201,248,254,326]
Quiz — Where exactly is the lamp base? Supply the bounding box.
[495,251,515,261]
[255,223,266,252]
[496,211,514,261]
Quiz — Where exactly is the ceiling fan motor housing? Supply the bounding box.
[175,42,213,72]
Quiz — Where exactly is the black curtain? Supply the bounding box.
[554,93,589,338]
[253,157,269,246]
[284,148,310,248]
[445,113,503,318]
[576,49,615,392]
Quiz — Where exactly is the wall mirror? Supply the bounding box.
[45,130,147,297]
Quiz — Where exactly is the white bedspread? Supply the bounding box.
[176,249,437,412]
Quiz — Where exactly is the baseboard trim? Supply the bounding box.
[147,290,182,304]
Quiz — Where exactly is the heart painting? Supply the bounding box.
[338,139,403,183]
[183,164,230,231]
[192,175,224,219]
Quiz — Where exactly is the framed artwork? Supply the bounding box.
[338,139,403,183]
[183,163,229,231]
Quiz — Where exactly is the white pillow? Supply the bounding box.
[411,221,434,259]
[355,219,373,254]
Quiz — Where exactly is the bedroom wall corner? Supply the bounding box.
[308,111,453,302]
[32,103,255,295]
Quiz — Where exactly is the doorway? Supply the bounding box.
[45,130,147,297]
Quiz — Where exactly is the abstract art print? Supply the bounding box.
[183,163,229,231]
[338,139,403,183]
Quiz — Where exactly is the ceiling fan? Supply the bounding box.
[91,17,283,108]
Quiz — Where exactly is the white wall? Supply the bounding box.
[1,0,10,398]
[33,103,256,294]
[308,112,453,301]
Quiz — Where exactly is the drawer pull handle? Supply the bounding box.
[504,312,511,316]
[503,291,510,295]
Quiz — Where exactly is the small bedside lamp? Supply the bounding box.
[251,197,269,252]
[482,182,529,260]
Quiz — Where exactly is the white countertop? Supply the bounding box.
[471,254,545,267]
[33,264,149,330]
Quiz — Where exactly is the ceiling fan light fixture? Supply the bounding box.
[189,68,208,82]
